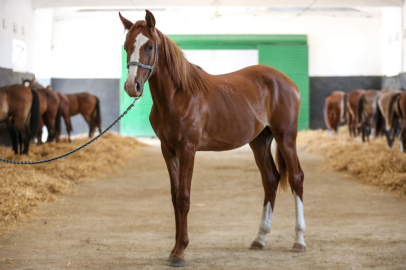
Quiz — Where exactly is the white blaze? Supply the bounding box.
[126,33,149,85]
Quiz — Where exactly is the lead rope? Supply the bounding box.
[0,97,139,165]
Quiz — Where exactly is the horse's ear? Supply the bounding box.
[31,76,35,83]
[119,12,133,31]
[145,10,155,29]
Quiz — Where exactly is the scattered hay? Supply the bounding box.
[0,132,144,235]
[297,126,406,198]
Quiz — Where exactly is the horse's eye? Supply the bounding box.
[148,44,153,51]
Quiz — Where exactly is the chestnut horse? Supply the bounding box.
[323,91,346,135]
[377,89,403,148]
[22,78,61,144]
[357,90,382,142]
[66,92,101,139]
[0,84,40,154]
[346,89,366,137]
[120,10,306,267]
[44,86,73,143]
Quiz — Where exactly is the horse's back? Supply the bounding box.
[67,92,96,115]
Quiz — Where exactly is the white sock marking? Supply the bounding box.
[126,33,149,86]
[293,191,306,247]
[253,201,273,246]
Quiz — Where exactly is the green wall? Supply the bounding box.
[120,35,309,137]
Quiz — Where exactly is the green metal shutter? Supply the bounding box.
[258,45,309,131]
[120,46,155,137]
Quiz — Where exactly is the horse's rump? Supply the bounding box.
[378,90,402,131]
[324,91,345,130]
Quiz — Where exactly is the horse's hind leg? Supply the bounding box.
[249,127,280,249]
[37,117,44,145]
[6,120,19,154]
[13,118,30,154]
[82,113,95,138]
[273,128,306,252]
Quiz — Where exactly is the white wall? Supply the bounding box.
[50,8,384,79]
[0,5,395,79]
[0,0,52,85]
[382,7,402,76]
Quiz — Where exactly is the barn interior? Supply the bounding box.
[0,0,404,141]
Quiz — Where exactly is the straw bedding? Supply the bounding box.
[0,132,143,235]
[297,126,406,198]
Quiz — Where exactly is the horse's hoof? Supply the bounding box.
[292,243,306,252]
[166,252,174,262]
[168,256,185,267]
[249,240,264,250]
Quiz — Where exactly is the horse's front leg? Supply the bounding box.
[168,144,196,267]
[160,143,180,261]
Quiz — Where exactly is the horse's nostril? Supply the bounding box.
[135,81,141,92]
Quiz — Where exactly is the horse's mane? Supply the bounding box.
[128,21,214,94]
[155,29,214,94]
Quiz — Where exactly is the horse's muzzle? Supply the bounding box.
[124,81,143,97]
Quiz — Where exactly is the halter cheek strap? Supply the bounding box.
[126,30,159,82]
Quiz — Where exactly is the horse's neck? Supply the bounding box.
[148,65,188,113]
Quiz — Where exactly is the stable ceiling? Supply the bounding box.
[33,0,404,9]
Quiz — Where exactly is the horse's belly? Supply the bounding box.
[198,119,266,151]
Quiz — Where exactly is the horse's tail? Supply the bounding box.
[55,105,62,141]
[275,146,288,191]
[340,93,347,123]
[357,94,364,127]
[29,89,40,139]
[374,98,383,137]
[93,97,101,132]
[323,97,331,130]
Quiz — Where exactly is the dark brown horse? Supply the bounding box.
[377,89,403,148]
[120,10,306,267]
[66,92,101,138]
[46,86,73,142]
[357,90,382,142]
[324,91,346,135]
[22,78,61,144]
[0,84,40,154]
[398,91,406,152]
[346,89,366,137]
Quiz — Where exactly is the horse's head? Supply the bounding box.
[21,77,43,90]
[22,77,33,88]
[119,10,159,98]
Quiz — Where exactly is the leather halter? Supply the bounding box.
[126,30,159,82]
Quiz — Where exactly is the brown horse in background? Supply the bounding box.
[66,92,101,138]
[0,84,40,154]
[120,10,306,267]
[324,91,346,135]
[377,89,403,148]
[22,78,61,144]
[346,89,366,137]
[398,91,406,152]
[46,86,73,142]
[357,90,382,142]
